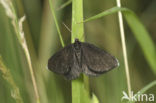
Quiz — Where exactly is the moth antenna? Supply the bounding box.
[62,22,72,33]
[62,22,86,41]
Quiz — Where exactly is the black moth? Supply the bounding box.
[48,39,119,80]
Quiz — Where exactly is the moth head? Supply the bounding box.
[74,38,81,51]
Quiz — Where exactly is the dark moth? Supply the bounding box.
[48,39,119,80]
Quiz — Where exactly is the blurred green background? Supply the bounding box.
[0,0,156,103]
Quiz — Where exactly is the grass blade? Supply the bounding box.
[48,0,65,47]
[82,7,127,23]
[57,0,72,10]
[138,80,156,94]
[91,93,99,103]
[130,80,156,103]
[123,10,156,74]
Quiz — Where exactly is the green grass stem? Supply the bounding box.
[116,0,132,98]
[72,0,91,102]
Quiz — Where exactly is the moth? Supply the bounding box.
[48,39,119,80]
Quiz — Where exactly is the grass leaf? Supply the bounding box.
[48,0,65,47]
[130,80,156,103]
[91,93,99,103]
[137,80,156,95]
[82,7,127,23]
[123,10,156,74]
[57,0,72,10]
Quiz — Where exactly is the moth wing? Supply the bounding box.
[48,44,73,74]
[48,44,81,80]
[82,42,119,74]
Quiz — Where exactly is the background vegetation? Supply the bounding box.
[0,0,156,103]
